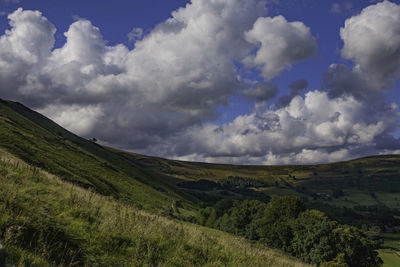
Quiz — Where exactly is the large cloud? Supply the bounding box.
[320,1,400,104]
[169,91,397,164]
[340,0,400,86]
[0,1,399,165]
[0,2,318,151]
[244,15,318,80]
[0,8,55,104]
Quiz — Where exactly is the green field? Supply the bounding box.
[379,233,400,267]
[380,250,400,267]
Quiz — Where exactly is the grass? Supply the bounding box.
[379,233,400,267]
[379,250,400,267]
[0,151,311,266]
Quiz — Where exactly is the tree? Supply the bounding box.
[254,196,305,251]
[291,210,338,263]
[205,209,217,228]
[217,200,265,236]
[204,196,382,266]
[333,226,382,267]
[263,195,306,221]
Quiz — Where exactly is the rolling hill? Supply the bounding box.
[0,98,399,266]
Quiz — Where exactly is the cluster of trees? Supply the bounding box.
[177,177,270,202]
[198,196,382,266]
[178,176,269,191]
[218,176,270,188]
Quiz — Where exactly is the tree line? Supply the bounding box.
[198,196,382,266]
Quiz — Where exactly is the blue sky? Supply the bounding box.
[1,0,377,104]
[1,0,191,48]
[1,0,400,164]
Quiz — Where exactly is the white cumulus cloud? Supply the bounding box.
[170,91,396,164]
[341,0,400,86]
[244,15,318,80]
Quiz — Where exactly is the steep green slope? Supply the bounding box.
[0,150,310,266]
[0,99,196,212]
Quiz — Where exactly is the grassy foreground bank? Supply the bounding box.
[0,151,310,266]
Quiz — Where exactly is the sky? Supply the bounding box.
[1,0,400,165]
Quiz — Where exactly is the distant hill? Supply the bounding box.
[118,146,400,192]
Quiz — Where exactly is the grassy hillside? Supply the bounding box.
[0,99,198,212]
[0,150,309,266]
